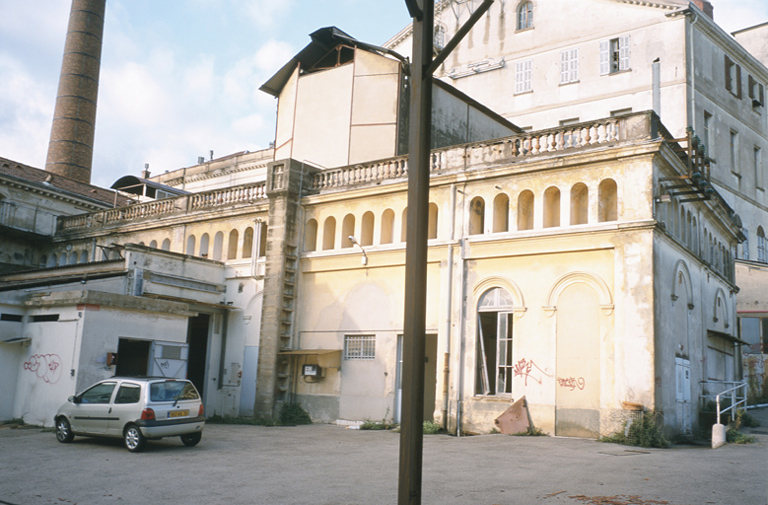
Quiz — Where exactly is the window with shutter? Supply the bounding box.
[560,49,579,84]
[515,59,532,93]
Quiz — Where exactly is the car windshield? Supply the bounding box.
[149,381,199,402]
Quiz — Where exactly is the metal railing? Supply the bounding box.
[701,380,748,423]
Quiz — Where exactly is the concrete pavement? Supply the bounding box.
[1,409,767,505]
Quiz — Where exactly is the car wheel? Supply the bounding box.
[55,417,74,443]
[124,424,146,452]
[180,432,202,447]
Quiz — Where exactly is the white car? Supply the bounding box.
[55,377,205,452]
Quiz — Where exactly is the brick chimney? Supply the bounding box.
[45,0,106,184]
[691,0,714,19]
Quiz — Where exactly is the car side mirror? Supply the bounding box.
[69,395,81,404]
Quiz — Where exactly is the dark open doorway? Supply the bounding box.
[187,313,210,397]
[115,338,151,376]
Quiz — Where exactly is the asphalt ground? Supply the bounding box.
[1,409,767,505]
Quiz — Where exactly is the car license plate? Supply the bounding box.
[168,410,189,418]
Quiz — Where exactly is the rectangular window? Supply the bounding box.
[31,314,59,322]
[560,49,578,84]
[730,130,739,175]
[756,147,763,189]
[0,313,23,322]
[742,229,749,260]
[344,335,375,360]
[600,36,630,75]
[703,111,713,159]
[515,59,532,94]
[748,74,765,109]
[725,55,742,98]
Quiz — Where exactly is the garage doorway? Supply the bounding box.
[115,339,151,376]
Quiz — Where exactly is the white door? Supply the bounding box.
[675,357,692,434]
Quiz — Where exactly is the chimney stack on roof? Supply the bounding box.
[45,0,106,184]
[691,0,714,19]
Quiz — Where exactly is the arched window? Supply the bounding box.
[741,229,749,260]
[79,251,88,263]
[40,254,48,268]
[401,208,408,242]
[381,209,395,244]
[323,217,336,250]
[161,238,171,251]
[227,230,239,259]
[199,233,210,258]
[258,224,268,257]
[186,235,196,256]
[493,193,509,233]
[476,287,516,395]
[58,253,67,266]
[304,219,318,252]
[428,202,439,239]
[469,197,485,235]
[543,186,561,228]
[517,1,533,30]
[342,214,355,248]
[691,217,698,255]
[243,227,254,258]
[758,226,767,263]
[570,183,588,225]
[149,240,158,249]
[517,190,534,230]
[213,232,224,260]
[598,179,617,222]
[68,252,77,265]
[361,211,375,246]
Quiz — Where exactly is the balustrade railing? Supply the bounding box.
[58,182,267,233]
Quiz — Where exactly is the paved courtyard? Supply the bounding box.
[1,409,767,505]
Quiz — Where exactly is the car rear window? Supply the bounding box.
[149,381,199,402]
[115,384,141,404]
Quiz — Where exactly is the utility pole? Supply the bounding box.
[398,1,493,504]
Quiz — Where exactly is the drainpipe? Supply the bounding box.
[442,243,453,430]
[687,11,699,129]
[251,220,264,280]
[453,183,468,437]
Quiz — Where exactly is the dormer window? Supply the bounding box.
[517,2,533,30]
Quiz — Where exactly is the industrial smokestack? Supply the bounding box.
[45,0,106,184]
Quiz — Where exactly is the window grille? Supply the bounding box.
[344,335,376,360]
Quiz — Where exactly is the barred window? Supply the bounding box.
[344,335,376,360]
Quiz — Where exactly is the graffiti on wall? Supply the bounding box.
[513,358,553,386]
[557,376,586,391]
[23,354,63,384]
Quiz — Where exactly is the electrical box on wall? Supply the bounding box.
[302,364,321,377]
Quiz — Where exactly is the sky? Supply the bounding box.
[1,0,767,188]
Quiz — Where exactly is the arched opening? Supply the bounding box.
[476,287,516,395]
[543,186,561,228]
[598,179,617,222]
[342,214,355,248]
[381,209,395,245]
[79,251,88,263]
[149,240,158,249]
[517,190,534,230]
[428,202,438,239]
[213,232,224,260]
[361,211,374,246]
[199,233,210,258]
[186,235,196,256]
[227,230,239,259]
[258,224,268,257]
[161,238,171,251]
[401,208,408,242]
[323,217,336,250]
[304,219,318,252]
[243,227,254,258]
[517,1,533,30]
[493,193,509,233]
[758,226,767,263]
[570,183,588,225]
[469,197,485,235]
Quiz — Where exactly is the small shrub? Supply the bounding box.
[726,428,756,444]
[360,419,397,430]
[279,403,312,425]
[423,421,442,434]
[207,414,279,426]
[738,411,760,428]
[513,426,546,436]
[601,411,669,448]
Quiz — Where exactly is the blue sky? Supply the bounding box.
[0,0,766,188]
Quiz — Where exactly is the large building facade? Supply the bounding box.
[1,0,766,437]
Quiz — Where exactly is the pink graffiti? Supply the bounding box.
[557,376,586,391]
[23,354,63,384]
[513,358,553,386]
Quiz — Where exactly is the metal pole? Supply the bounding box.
[398,1,433,503]
[398,2,493,503]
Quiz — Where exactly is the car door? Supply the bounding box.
[107,382,143,436]
[70,381,117,434]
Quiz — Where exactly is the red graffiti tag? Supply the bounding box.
[557,376,586,391]
[513,358,553,386]
[23,354,63,384]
